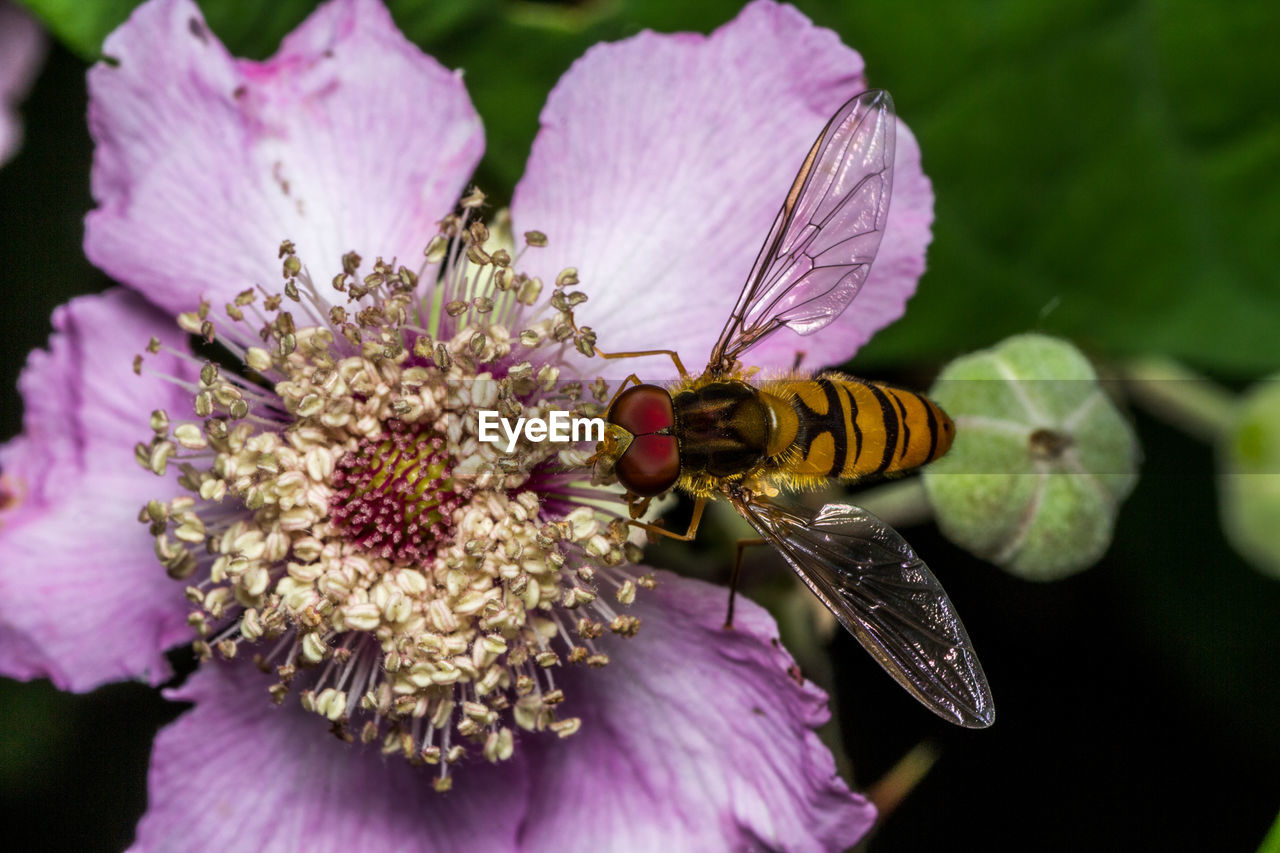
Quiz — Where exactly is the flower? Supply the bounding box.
[0,0,933,848]
[0,1,47,167]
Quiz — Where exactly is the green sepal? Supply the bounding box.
[923,334,1140,580]
[1219,374,1280,578]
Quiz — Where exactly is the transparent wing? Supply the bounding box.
[732,496,995,728]
[709,90,896,372]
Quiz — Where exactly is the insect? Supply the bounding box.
[591,90,995,728]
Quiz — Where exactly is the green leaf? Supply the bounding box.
[18,0,140,59]
[387,0,500,44]
[20,0,316,60]
[25,0,1276,373]
[415,0,1280,374]
[1259,809,1280,853]
[405,11,588,199]
[195,0,316,59]
[396,0,749,201]
[808,0,1280,374]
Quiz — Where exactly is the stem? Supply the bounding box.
[867,740,941,822]
[1120,357,1239,444]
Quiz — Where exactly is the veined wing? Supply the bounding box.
[709,90,896,372]
[732,496,995,728]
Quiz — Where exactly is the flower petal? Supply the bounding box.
[85,0,483,316]
[0,1,46,166]
[133,571,869,851]
[133,663,530,852]
[0,290,195,691]
[520,571,874,852]
[512,0,932,377]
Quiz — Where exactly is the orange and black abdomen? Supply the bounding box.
[778,374,954,480]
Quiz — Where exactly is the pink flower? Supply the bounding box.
[0,0,932,849]
[0,1,47,166]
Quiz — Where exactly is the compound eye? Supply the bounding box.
[616,434,680,497]
[609,385,674,436]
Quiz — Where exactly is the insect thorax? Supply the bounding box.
[671,380,770,478]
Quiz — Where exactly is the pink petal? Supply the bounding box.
[512,0,932,378]
[85,0,483,317]
[0,290,195,691]
[0,1,47,166]
[522,571,874,851]
[133,573,868,850]
[134,663,531,852]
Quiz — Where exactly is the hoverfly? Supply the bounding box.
[592,90,995,728]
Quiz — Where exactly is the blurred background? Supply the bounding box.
[1,0,1278,850]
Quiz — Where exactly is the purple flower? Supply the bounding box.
[0,1,47,166]
[0,0,933,848]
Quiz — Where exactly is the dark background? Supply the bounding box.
[2,1,1278,850]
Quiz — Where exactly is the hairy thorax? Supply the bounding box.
[669,376,801,498]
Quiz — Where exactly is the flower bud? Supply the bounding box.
[1218,374,1280,578]
[922,334,1140,580]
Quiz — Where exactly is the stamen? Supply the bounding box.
[135,200,638,786]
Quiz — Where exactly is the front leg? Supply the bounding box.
[626,492,654,520]
[624,495,705,542]
[595,347,691,379]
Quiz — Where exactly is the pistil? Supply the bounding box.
[330,420,463,564]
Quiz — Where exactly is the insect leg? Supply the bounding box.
[594,348,690,379]
[625,496,705,542]
[791,350,806,371]
[602,373,644,415]
[625,493,654,520]
[725,538,767,629]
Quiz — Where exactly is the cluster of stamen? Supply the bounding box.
[134,193,647,789]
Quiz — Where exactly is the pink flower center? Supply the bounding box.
[330,420,464,564]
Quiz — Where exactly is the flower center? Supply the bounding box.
[330,420,462,564]
[134,197,649,789]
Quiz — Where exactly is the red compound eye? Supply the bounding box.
[609,385,674,436]
[616,434,680,497]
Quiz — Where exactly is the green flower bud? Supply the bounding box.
[922,334,1140,580]
[1219,374,1280,578]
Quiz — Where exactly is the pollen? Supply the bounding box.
[134,200,646,788]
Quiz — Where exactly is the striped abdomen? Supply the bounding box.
[768,373,954,481]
